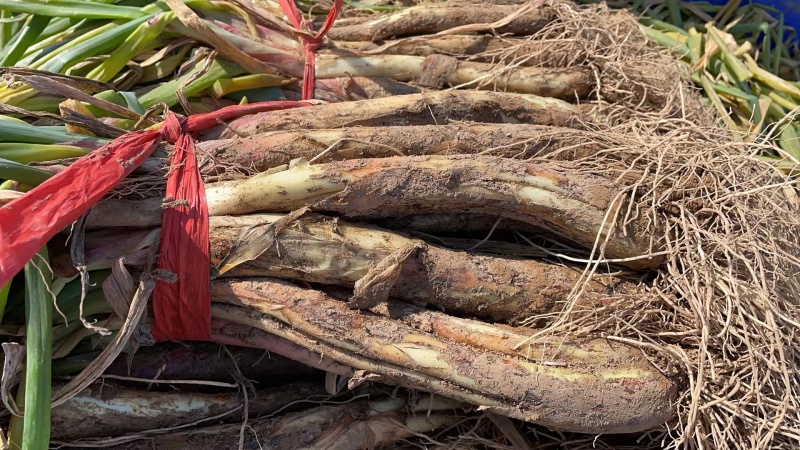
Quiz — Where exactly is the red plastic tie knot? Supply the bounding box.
[279,0,342,100]
[158,113,189,144]
[0,101,316,342]
[152,111,210,342]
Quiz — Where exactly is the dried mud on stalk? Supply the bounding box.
[327,3,556,41]
[203,155,662,269]
[284,76,422,102]
[204,91,582,139]
[55,213,636,324]
[85,155,662,268]
[51,381,326,441]
[332,35,569,68]
[209,214,631,324]
[211,319,354,376]
[195,123,600,176]
[209,278,678,434]
[312,54,595,98]
[100,395,462,450]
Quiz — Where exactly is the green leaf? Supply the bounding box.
[0,158,53,186]
[118,91,145,115]
[779,124,800,161]
[0,10,14,48]
[0,143,88,164]
[0,120,103,144]
[0,0,147,19]
[21,20,110,67]
[36,13,156,73]
[22,246,54,450]
[0,15,51,66]
[85,12,173,83]
[0,280,10,324]
[138,58,245,109]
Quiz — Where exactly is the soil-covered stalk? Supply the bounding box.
[327,3,556,41]
[211,319,354,376]
[51,381,327,440]
[209,278,677,434]
[371,300,638,365]
[332,35,564,66]
[102,342,324,383]
[52,213,625,323]
[103,394,462,450]
[203,156,660,268]
[372,213,541,235]
[194,123,597,175]
[208,214,621,323]
[283,76,422,102]
[203,91,581,139]
[312,54,594,98]
[85,156,661,268]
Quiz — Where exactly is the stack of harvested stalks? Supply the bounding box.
[1,1,799,449]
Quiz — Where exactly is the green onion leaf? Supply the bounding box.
[21,246,54,450]
[0,144,88,164]
[0,15,51,66]
[0,0,147,20]
[0,158,54,185]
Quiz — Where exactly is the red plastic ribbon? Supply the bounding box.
[0,130,160,284]
[0,100,312,341]
[151,114,210,341]
[278,0,343,100]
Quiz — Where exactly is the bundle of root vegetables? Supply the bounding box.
[1,1,800,449]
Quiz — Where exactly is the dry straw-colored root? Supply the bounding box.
[101,394,463,450]
[523,1,711,125]
[203,91,582,139]
[194,123,598,175]
[510,121,800,449]
[210,277,678,434]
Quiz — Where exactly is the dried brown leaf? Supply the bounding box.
[24,76,145,123]
[216,206,309,275]
[348,241,422,309]
[0,343,25,416]
[163,0,283,76]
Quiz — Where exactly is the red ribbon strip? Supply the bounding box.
[0,130,161,284]
[0,100,312,341]
[278,0,343,100]
[151,101,311,341]
[151,114,210,341]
